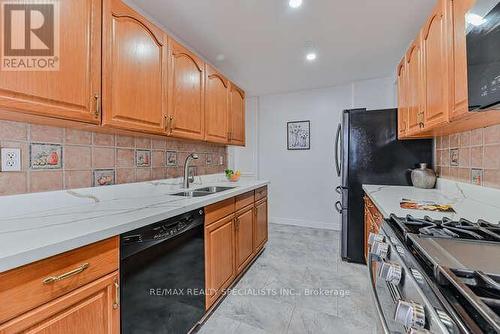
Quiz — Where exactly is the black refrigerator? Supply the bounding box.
[335,108,432,264]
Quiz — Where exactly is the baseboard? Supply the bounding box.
[270,217,340,231]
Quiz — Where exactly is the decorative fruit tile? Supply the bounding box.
[30,143,62,169]
[471,169,483,186]
[136,149,151,167]
[166,151,177,167]
[450,148,459,167]
[93,169,115,186]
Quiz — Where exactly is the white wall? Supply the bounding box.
[229,76,396,230]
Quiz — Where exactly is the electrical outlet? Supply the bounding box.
[1,148,21,172]
[219,155,224,166]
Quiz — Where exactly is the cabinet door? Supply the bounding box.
[235,206,254,273]
[167,39,205,140]
[229,83,246,146]
[450,0,475,120]
[422,0,451,129]
[102,0,167,135]
[407,37,425,135]
[0,272,119,334]
[254,198,268,251]
[205,215,235,309]
[0,0,101,124]
[397,57,409,138]
[205,65,229,144]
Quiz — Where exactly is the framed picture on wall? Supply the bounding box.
[287,120,310,150]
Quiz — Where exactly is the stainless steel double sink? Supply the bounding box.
[171,186,235,198]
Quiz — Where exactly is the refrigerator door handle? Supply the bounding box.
[335,201,344,214]
[335,123,342,177]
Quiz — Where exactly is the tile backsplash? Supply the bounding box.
[0,120,227,196]
[435,124,500,189]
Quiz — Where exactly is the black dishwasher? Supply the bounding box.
[120,209,205,334]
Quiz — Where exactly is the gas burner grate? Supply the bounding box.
[388,214,500,242]
[438,267,500,333]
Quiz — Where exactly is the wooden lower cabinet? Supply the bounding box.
[204,214,236,309]
[0,272,119,334]
[235,205,255,273]
[364,195,382,262]
[204,186,268,310]
[254,198,268,250]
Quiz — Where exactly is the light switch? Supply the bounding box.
[1,148,22,172]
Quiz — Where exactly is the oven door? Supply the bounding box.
[466,0,500,111]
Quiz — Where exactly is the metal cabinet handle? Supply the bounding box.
[335,201,343,214]
[94,94,100,118]
[113,280,120,309]
[166,116,174,134]
[43,263,89,284]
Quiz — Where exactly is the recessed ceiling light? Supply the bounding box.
[216,54,225,61]
[466,13,487,26]
[306,52,317,61]
[289,0,302,9]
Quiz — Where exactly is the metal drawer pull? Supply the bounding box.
[42,263,90,284]
[113,280,120,309]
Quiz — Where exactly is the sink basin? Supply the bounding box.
[171,186,235,197]
[171,191,210,197]
[194,186,235,193]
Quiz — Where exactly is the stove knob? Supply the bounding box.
[370,241,389,260]
[394,301,426,329]
[395,245,405,257]
[378,262,402,285]
[410,268,424,285]
[368,232,384,245]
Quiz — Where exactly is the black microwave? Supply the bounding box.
[466,0,500,111]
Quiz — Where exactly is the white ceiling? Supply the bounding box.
[129,0,436,96]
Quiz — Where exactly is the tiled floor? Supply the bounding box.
[198,223,377,334]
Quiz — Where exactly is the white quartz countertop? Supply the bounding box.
[363,180,500,223]
[0,175,269,272]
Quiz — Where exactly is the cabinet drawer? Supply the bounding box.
[0,237,119,324]
[254,186,267,201]
[235,191,255,211]
[205,198,235,226]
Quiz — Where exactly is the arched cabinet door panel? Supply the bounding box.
[397,57,408,138]
[229,83,245,146]
[102,0,167,134]
[422,0,450,129]
[167,39,205,140]
[406,36,425,135]
[0,0,101,124]
[205,64,229,144]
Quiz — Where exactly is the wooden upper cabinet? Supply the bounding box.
[0,0,101,124]
[422,0,451,129]
[102,0,167,135]
[450,0,474,120]
[397,58,408,138]
[229,83,246,146]
[406,36,425,135]
[205,64,229,144]
[167,39,205,140]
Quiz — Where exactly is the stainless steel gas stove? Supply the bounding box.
[368,214,500,334]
